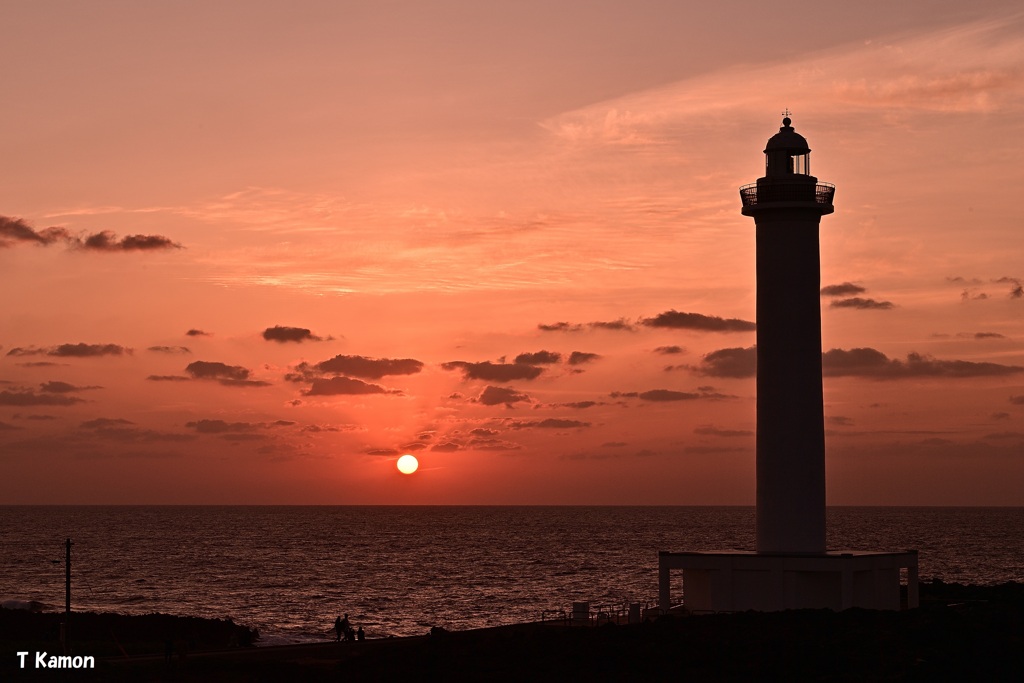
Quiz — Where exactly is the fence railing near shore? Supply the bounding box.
[539,609,568,625]
[543,599,658,626]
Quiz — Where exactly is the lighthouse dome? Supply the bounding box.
[764,117,809,153]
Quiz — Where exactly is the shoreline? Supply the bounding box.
[3,580,1022,681]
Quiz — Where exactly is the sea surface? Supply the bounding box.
[2,506,1022,645]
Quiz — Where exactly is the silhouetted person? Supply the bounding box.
[340,613,352,642]
[334,616,343,642]
[357,626,365,641]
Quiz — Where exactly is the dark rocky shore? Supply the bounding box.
[3,580,1021,682]
[0,609,258,657]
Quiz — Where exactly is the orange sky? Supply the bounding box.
[2,2,1023,504]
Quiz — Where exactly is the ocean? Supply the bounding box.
[2,506,1021,645]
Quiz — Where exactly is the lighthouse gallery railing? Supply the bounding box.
[739,181,835,207]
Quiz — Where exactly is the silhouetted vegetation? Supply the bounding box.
[0,608,256,659]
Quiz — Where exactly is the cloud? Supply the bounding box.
[507,418,591,429]
[1009,395,1024,405]
[694,425,754,437]
[146,375,191,382]
[0,390,84,406]
[190,369,271,388]
[442,361,543,382]
[992,412,1011,421]
[653,345,686,355]
[303,376,399,396]
[0,216,72,247]
[538,322,581,332]
[185,329,210,337]
[830,297,895,310]
[588,319,634,331]
[262,326,324,343]
[826,416,855,427]
[567,351,601,365]
[301,423,361,433]
[822,348,1024,379]
[39,381,99,393]
[555,401,601,409]
[78,421,195,443]
[365,448,401,456]
[185,419,260,434]
[640,310,755,332]
[53,343,131,357]
[947,276,983,286]
[430,442,461,452]
[470,428,500,437]
[148,346,191,354]
[81,231,181,251]
[220,379,270,388]
[973,332,1006,339]
[611,387,736,401]
[982,431,1024,441]
[295,354,424,380]
[995,276,1022,298]
[611,389,696,401]
[514,350,561,365]
[695,346,758,378]
[477,386,531,406]
[185,361,251,381]
[820,282,867,297]
[635,389,701,402]
[81,418,133,428]
[0,216,180,251]
[538,319,635,332]
[6,343,131,358]
[467,438,521,451]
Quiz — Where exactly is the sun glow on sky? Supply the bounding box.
[2,2,1023,505]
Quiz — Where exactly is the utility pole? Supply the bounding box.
[64,538,72,654]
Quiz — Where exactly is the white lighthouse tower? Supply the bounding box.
[744,114,831,556]
[657,116,919,612]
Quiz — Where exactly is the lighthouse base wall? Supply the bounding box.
[658,550,918,613]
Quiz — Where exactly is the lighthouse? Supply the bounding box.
[657,116,918,612]
[740,116,833,555]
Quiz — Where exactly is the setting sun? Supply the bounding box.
[396,454,419,475]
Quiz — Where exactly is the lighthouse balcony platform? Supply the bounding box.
[739,181,835,207]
